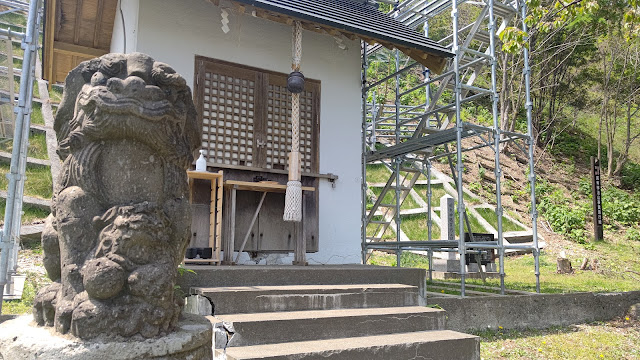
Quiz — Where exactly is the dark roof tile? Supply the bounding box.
[232,0,453,71]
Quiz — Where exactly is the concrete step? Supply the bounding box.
[219,330,480,359]
[212,306,446,347]
[195,284,419,314]
[179,265,427,302]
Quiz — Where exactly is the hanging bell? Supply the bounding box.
[287,71,305,93]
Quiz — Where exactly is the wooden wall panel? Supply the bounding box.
[53,52,75,83]
[97,0,118,49]
[77,0,99,48]
[55,0,79,43]
[45,0,119,84]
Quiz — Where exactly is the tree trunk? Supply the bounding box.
[557,258,573,274]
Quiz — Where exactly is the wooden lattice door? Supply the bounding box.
[194,56,319,172]
[194,56,320,253]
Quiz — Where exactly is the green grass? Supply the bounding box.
[0,11,26,27]
[366,164,391,183]
[0,198,49,224]
[398,171,429,182]
[366,164,431,184]
[30,101,43,125]
[49,85,63,103]
[434,208,487,235]
[369,250,434,269]
[414,184,448,207]
[466,239,640,293]
[477,320,640,359]
[0,131,48,159]
[475,207,526,232]
[0,163,52,199]
[370,236,640,294]
[401,213,441,240]
[1,271,51,315]
[456,208,487,235]
[11,41,23,58]
[0,76,39,99]
[32,80,39,99]
[463,190,482,205]
[370,186,421,210]
[0,74,19,94]
[366,216,396,240]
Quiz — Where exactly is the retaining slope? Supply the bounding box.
[429,291,640,332]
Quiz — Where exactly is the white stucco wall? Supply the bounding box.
[110,0,139,53]
[114,0,363,264]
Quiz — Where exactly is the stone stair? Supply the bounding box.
[182,265,480,359]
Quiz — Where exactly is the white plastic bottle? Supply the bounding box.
[195,149,207,171]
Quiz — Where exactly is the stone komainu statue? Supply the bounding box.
[33,53,201,339]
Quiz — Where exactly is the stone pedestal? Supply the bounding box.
[0,314,212,360]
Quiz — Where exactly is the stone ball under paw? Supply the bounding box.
[128,264,173,298]
[82,258,125,299]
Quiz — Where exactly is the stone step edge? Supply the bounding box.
[210,306,444,323]
[194,283,418,294]
[219,330,478,360]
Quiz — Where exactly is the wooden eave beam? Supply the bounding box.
[224,1,447,74]
[53,41,109,58]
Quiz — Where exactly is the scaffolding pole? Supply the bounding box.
[394,49,402,267]
[521,0,541,293]
[451,0,467,297]
[363,0,537,297]
[488,0,506,295]
[0,0,42,313]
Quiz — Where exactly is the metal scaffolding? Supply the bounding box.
[0,0,42,312]
[361,0,540,296]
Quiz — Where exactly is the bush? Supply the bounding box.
[621,162,640,190]
[601,186,640,226]
[536,180,589,243]
[578,177,592,197]
[625,228,640,242]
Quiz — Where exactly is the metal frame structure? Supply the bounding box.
[0,0,42,312]
[361,0,540,296]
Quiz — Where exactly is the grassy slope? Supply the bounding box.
[478,318,640,359]
[370,230,640,293]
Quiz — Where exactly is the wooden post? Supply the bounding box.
[293,192,307,265]
[222,186,236,265]
[214,171,224,263]
[591,157,604,241]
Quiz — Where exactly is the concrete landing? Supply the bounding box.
[213,306,446,347]
[194,284,419,314]
[220,330,480,360]
[179,265,427,305]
